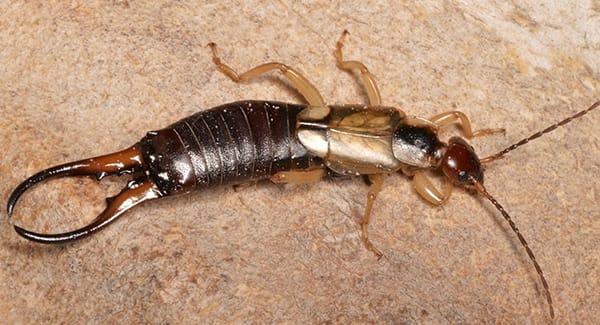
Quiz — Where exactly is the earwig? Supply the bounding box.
[7,30,598,319]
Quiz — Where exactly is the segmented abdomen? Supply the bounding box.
[170,101,317,190]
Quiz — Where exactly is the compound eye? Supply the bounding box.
[458,170,469,183]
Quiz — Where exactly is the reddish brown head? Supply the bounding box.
[440,137,483,187]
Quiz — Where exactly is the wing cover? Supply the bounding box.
[297,105,404,175]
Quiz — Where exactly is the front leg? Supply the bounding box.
[412,171,453,205]
[430,111,505,138]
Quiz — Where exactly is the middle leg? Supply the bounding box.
[360,174,385,259]
[334,30,382,106]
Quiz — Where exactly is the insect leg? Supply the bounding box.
[430,111,505,138]
[360,174,385,259]
[334,30,382,106]
[412,171,453,205]
[208,43,325,107]
[270,169,325,184]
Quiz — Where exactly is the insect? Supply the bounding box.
[7,30,598,319]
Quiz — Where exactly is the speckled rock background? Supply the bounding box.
[1,1,598,323]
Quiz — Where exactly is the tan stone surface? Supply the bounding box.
[1,1,598,323]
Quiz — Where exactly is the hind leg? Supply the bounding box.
[270,169,326,184]
[208,43,325,107]
[334,30,382,106]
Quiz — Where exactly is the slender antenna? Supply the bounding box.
[471,179,554,319]
[481,101,599,163]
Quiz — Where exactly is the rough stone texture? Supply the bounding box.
[1,1,598,323]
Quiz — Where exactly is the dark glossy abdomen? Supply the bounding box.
[140,101,318,195]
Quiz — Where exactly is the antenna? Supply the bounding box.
[481,101,599,163]
[471,178,554,319]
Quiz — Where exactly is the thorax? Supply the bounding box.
[296,105,442,175]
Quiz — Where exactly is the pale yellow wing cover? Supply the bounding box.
[297,105,405,175]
